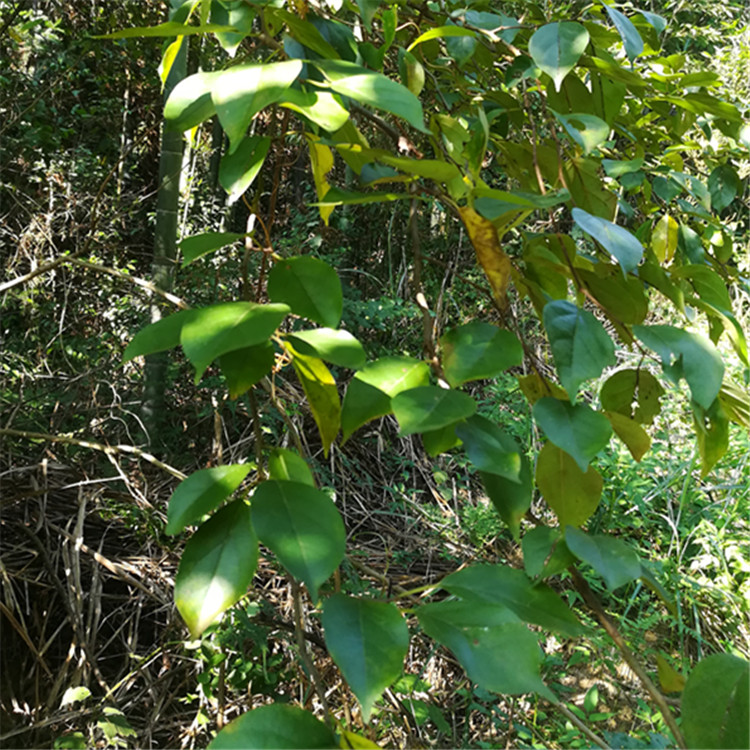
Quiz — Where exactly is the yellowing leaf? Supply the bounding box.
[307,133,335,225]
[288,344,340,456]
[652,214,678,264]
[657,654,686,693]
[459,206,512,307]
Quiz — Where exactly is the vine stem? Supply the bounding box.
[569,567,686,748]
[0,428,186,480]
[289,579,332,727]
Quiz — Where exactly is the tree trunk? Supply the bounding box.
[141,7,187,447]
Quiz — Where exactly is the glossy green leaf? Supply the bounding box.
[554,112,610,155]
[280,89,350,132]
[422,422,461,456]
[288,347,340,457]
[407,25,477,52]
[220,342,275,399]
[604,6,643,61]
[175,501,258,637]
[533,398,612,472]
[164,71,219,132]
[528,22,589,91]
[392,387,477,436]
[600,368,663,425]
[378,155,461,183]
[341,357,430,441]
[98,22,239,39]
[321,595,409,721]
[417,600,554,698]
[166,464,250,535]
[633,325,724,410]
[440,321,523,387]
[543,300,616,398]
[535,442,603,528]
[212,61,302,152]
[211,2,254,57]
[181,302,289,383]
[638,10,667,33]
[455,415,521,482]
[314,60,427,133]
[522,527,576,580]
[251,480,345,600]
[180,231,246,267]
[572,208,644,273]
[123,309,196,362]
[268,448,315,487]
[682,654,749,750]
[209,704,336,749]
[707,164,740,212]
[565,527,640,591]
[268,256,342,328]
[219,135,271,205]
[441,564,585,637]
[286,328,366,370]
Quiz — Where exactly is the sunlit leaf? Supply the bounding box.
[528,22,589,91]
[175,501,258,637]
[572,208,644,274]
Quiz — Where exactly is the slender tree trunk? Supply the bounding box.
[141,8,187,447]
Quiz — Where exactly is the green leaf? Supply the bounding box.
[422,423,461,456]
[693,398,729,476]
[280,89,350,132]
[533,399,612,472]
[522,527,576,580]
[633,325,724,410]
[219,135,271,206]
[175,501,258,637]
[268,256,343,328]
[315,186,412,206]
[535,441,602,529]
[604,6,643,61]
[605,411,651,462]
[166,465,251,535]
[211,2,255,57]
[392,387,476,436]
[123,309,196,362]
[180,302,289,383]
[180,231,247,267]
[528,22,589,92]
[553,112,610,155]
[708,164,740,212]
[378,155,461,183]
[572,208,644,274]
[440,321,523,387]
[314,60,428,133]
[355,0,380,32]
[321,595,409,721]
[600,368,663,425]
[341,357,430,441]
[565,527,640,591]
[268,448,315,486]
[480,457,533,541]
[651,214,678,264]
[638,11,667,34]
[407,25,477,52]
[578,269,648,325]
[97,22,240,39]
[212,61,303,152]
[288,347,341,457]
[417,600,554,698]
[543,300,616,397]
[209,704,336,749]
[251,480,345,599]
[682,654,749,750]
[441,564,586,637]
[220,342,275,399]
[164,71,219,132]
[60,686,92,707]
[286,328,366,369]
[455,415,521,482]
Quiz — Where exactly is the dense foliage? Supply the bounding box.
[1,0,749,748]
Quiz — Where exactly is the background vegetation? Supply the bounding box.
[1,0,748,748]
